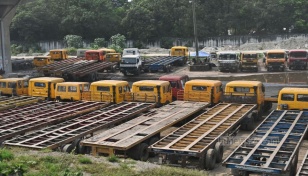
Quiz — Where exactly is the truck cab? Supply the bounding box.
[88,80,131,103]
[0,78,29,96]
[159,75,189,101]
[28,77,64,100]
[277,87,308,110]
[49,49,68,60]
[223,81,272,120]
[33,56,52,67]
[120,55,143,76]
[217,51,240,72]
[266,49,286,71]
[287,49,308,70]
[77,49,88,58]
[179,79,222,105]
[131,80,172,106]
[55,82,90,101]
[240,51,259,72]
[86,48,116,61]
[123,48,140,56]
[170,46,189,65]
[106,53,122,67]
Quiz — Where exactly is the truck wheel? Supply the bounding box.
[149,137,160,157]
[205,149,216,170]
[136,68,140,76]
[139,143,149,161]
[240,115,254,131]
[214,142,223,163]
[168,155,179,164]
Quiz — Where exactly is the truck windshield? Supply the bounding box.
[219,54,236,60]
[289,52,307,58]
[122,58,136,64]
[268,53,284,58]
[243,54,257,58]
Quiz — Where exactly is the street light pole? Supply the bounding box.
[192,0,198,59]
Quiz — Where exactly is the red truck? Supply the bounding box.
[159,75,189,101]
[288,49,308,70]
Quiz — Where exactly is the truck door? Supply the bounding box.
[48,82,52,100]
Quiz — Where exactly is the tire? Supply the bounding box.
[55,96,61,102]
[149,137,160,157]
[62,144,75,153]
[75,139,86,154]
[240,115,254,131]
[214,142,224,163]
[205,149,217,170]
[139,143,149,161]
[168,155,179,164]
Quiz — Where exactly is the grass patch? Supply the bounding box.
[107,155,119,163]
[1,148,209,176]
[141,166,207,176]
[79,156,92,164]
[0,148,14,161]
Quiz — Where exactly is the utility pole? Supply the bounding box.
[192,0,198,59]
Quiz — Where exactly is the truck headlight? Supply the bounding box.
[280,104,288,110]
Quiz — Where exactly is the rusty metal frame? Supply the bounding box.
[4,102,154,150]
[0,101,108,143]
[150,103,256,157]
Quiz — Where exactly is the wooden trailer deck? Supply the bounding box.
[81,101,209,157]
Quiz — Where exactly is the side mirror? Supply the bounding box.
[137,59,139,63]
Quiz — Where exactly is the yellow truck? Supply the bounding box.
[170,46,189,65]
[177,79,222,105]
[266,49,287,71]
[106,53,121,68]
[223,81,274,129]
[277,87,308,110]
[33,56,53,67]
[55,82,90,101]
[239,51,259,72]
[28,77,64,100]
[49,49,68,60]
[0,78,29,96]
[131,80,172,106]
[87,80,131,103]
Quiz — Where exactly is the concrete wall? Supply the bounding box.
[36,33,308,52]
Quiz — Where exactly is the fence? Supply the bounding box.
[36,33,308,52]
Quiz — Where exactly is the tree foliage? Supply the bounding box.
[109,34,126,52]
[10,0,308,43]
[64,35,83,48]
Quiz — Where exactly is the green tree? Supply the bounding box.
[64,35,83,48]
[109,34,126,53]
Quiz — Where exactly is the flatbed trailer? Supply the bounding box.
[52,60,96,77]
[150,103,257,170]
[223,110,308,176]
[0,101,108,144]
[145,56,185,72]
[68,61,117,81]
[40,58,83,76]
[296,150,308,176]
[0,96,41,111]
[4,102,154,153]
[81,101,208,161]
[49,60,116,81]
